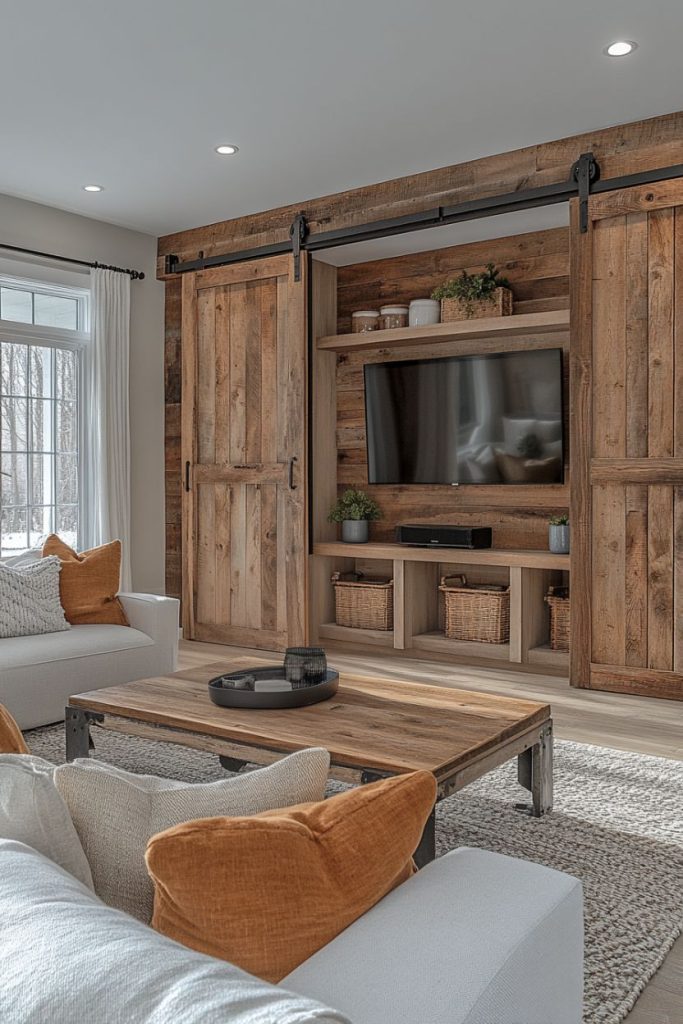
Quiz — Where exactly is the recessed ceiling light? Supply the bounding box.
[604,40,637,57]
[215,144,239,155]
[83,184,104,192]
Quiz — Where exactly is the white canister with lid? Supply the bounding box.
[409,299,441,327]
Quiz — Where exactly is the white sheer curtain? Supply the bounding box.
[82,268,132,590]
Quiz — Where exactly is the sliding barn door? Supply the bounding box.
[181,254,308,650]
[571,180,683,699]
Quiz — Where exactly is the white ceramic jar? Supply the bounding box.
[409,298,440,327]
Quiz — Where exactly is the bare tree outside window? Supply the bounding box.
[0,278,86,557]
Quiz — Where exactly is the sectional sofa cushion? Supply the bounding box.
[0,840,349,1024]
[42,534,128,625]
[145,770,437,983]
[0,556,69,639]
[54,748,331,923]
[0,755,93,889]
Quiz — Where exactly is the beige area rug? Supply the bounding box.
[28,725,683,1024]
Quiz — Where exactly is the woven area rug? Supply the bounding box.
[28,724,683,1024]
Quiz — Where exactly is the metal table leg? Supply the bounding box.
[517,722,554,817]
[413,806,436,868]
[219,755,247,773]
[65,707,101,761]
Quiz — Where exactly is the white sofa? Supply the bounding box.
[0,593,179,730]
[0,840,583,1024]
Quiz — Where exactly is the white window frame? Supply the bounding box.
[0,273,90,555]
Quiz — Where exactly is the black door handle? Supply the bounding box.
[184,461,191,492]
[289,456,298,490]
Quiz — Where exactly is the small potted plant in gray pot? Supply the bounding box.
[328,489,381,544]
[548,514,570,554]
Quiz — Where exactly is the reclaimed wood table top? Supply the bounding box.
[70,660,550,783]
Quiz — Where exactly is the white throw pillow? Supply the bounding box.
[54,747,331,923]
[0,840,348,1024]
[0,755,93,889]
[0,556,69,639]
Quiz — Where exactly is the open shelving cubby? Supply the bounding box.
[309,259,571,678]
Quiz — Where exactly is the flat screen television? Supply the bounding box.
[364,348,564,485]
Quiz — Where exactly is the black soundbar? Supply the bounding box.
[397,524,493,549]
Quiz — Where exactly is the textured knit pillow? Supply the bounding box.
[146,770,437,983]
[42,535,128,625]
[0,556,69,639]
[0,755,93,889]
[0,704,29,754]
[54,748,331,923]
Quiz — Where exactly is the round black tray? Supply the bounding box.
[208,667,339,709]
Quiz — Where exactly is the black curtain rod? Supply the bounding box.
[0,242,145,280]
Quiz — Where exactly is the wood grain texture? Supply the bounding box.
[331,229,570,550]
[181,253,307,651]
[573,178,683,698]
[69,665,550,781]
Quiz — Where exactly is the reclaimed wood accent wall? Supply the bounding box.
[162,110,683,600]
[334,228,570,548]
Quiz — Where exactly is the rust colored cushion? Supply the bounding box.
[0,704,29,754]
[41,535,128,626]
[146,770,436,983]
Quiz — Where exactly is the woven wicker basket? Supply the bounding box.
[439,575,510,644]
[331,572,394,631]
[545,586,570,652]
[440,287,513,322]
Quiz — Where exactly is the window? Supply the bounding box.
[0,275,89,557]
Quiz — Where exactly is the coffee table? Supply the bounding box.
[65,660,553,866]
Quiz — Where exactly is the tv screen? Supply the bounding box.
[364,348,564,485]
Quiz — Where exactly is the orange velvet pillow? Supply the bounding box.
[42,535,128,626]
[0,704,29,754]
[146,770,436,983]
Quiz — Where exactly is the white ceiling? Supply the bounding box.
[0,0,681,253]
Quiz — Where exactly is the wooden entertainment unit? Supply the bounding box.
[309,258,570,675]
[160,111,683,700]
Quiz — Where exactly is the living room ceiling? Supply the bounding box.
[1,0,681,254]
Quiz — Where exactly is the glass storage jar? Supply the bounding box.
[379,305,409,329]
[351,310,380,333]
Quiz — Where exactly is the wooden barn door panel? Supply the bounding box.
[181,255,307,650]
[571,183,683,699]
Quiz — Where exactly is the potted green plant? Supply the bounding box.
[328,489,381,544]
[548,514,570,554]
[431,263,513,321]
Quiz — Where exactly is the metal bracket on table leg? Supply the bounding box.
[219,755,247,773]
[516,723,554,817]
[65,707,103,762]
[413,806,436,869]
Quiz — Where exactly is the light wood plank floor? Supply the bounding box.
[179,639,683,1024]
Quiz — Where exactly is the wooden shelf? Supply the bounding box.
[527,644,569,669]
[318,622,395,648]
[411,631,511,661]
[313,541,570,571]
[317,309,569,353]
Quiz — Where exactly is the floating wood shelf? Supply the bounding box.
[313,541,570,571]
[317,309,570,353]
